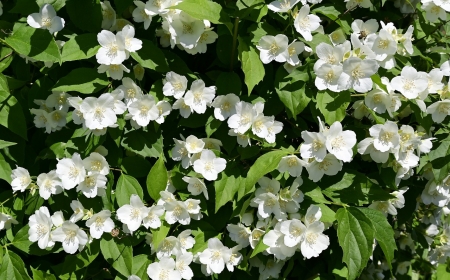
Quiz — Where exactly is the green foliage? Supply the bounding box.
[146,156,168,201]
[116,174,144,206]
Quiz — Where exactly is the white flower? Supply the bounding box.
[278,155,305,177]
[300,221,330,258]
[351,19,379,40]
[325,122,357,162]
[423,1,447,22]
[263,228,296,260]
[426,100,450,123]
[0,213,18,231]
[56,153,86,190]
[175,252,194,279]
[256,34,289,64]
[268,0,301,12]
[184,199,202,220]
[169,12,205,49]
[77,173,107,198]
[300,131,327,162]
[293,5,321,41]
[184,80,216,114]
[154,100,172,124]
[128,95,159,126]
[184,29,219,55]
[173,98,192,118]
[28,206,54,249]
[255,177,280,196]
[118,77,143,106]
[306,154,343,182]
[314,63,343,92]
[156,236,182,259]
[338,57,379,93]
[252,114,274,139]
[304,205,322,226]
[163,72,188,99]
[83,152,110,175]
[265,120,283,143]
[69,200,85,223]
[226,246,242,272]
[11,166,32,193]
[251,193,283,219]
[116,194,149,233]
[441,60,450,76]
[193,150,226,181]
[370,121,400,152]
[27,4,65,33]
[165,201,191,225]
[199,238,232,274]
[86,210,115,239]
[280,219,307,247]
[147,257,182,280]
[117,25,142,53]
[183,176,209,200]
[391,66,428,99]
[37,170,62,200]
[369,201,397,216]
[96,30,126,65]
[52,221,88,254]
[145,0,172,15]
[98,64,130,80]
[45,91,71,111]
[172,139,190,168]
[178,230,195,252]
[227,223,251,247]
[357,137,389,163]
[101,1,116,29]
[185,135,205,154]
[227,101,257,134]
[132,1,153,29]
[142,205,165,229]
[212,93,240,121]
[229,129,251,147]
[80,95,117,130]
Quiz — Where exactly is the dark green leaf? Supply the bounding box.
[316,90,350,125]
[131,39,169,73]
[146,156,168,201]
[100,235,133,277]
[52,68,109,94]
[65,0,103,33]
[116,174,144,207]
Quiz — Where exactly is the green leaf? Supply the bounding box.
[146,156,168,201]
[242,150,291,199]
[100,235,133,278]
[336,207,374,280]
[151,220,171,249]
[172,0,231,25]
[358,207,396,269]
[116,174,144,207]
[52,241,100,277]
[214,169,243,212]
[318,203,336,223]
[0,47,14,73]
[65,0,103,33]
[429,134,450,182]
[238,36,265,95]
[250,233,269,258]
[0,90,28,140]
[31,267,56,280]
[4,24,61,63]
[121,156,151,178]
[52,68,109,94]
[276,81,311,120]
[132,255,152,280]
[121,128,164,158]
[114,0,134,15]
[131,39,169,73]
[61,34,101,62]
[316,90,350,125]
[12,225,57,256]
[0,251,32,280]
[0,140,16,149]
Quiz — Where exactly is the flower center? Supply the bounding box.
[41,18,52,28]
[69,166,80,180]
[351,66,364,79]
[377,39,389,49]
[306,232,318,244]
[287,157,298,167]
[91,160,103,172]
[204,161,214,172]
[402,80,415,91]
[269,43,280,55]
[182,23,193,34]
[318,159,332,171]
[312,139,323,151]
[110,65,120,71]
[127,89,136,99]
[130,208,141,220]
[331,136,345,150]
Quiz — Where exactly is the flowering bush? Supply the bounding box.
[0,0,450,279]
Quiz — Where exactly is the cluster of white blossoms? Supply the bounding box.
[11,151,110,199]
[358,121,433,185]
[27,203,114,254]
[276,118,356,182]
[96,24,142,80]
[130,0,219,55]
[172,135,226,181]
[30,91,71,134]
[118,191,202,235]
